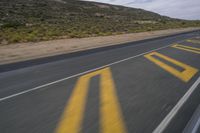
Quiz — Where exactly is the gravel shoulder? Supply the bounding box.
[0,27,199,65]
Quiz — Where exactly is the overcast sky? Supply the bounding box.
[84,0,200,20]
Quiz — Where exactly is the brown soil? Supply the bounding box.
[0,27,199,65]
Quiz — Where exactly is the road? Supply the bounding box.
[0,31,200,133]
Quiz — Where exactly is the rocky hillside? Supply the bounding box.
[0,0,200,44]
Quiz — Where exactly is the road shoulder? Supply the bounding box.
[0,27,199,65]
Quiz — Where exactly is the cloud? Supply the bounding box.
[83,0,200,20]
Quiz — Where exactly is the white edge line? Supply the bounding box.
[0,37,194,102]
[192,117,200,133]
[153,76,200,133]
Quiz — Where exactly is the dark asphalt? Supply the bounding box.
[0,31,200,133]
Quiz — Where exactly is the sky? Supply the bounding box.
[84,0,200,20]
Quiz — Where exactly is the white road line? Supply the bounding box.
[0,44,172,102]
[0,37,193,102]
[153,76,200,133]
[192,117,200,133]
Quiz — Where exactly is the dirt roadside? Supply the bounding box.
[0,27,199,65]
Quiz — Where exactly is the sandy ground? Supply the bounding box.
[0,27,199,65]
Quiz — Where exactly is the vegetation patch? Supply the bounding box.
[0,0,200,45]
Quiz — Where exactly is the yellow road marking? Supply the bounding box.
[55,76,90,133]
[144,52,198,82]
[171,44,200,54]
[55,67,127,133]
[100,68,127,133]
[187,39,200,44]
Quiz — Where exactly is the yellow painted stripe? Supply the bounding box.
[55,76,90,133]
[55,67,127,133]
[187,39,200,44]
[173,44,200,51]
[144,52,198,82]
[171,44,200,54]
[100,68,127,133]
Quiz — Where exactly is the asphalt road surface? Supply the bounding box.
[0,31,200,133]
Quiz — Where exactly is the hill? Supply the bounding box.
[0,0,200,44]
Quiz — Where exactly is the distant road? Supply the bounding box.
[0,31,200,133]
